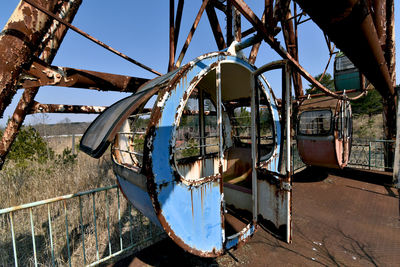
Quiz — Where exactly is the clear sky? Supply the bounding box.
[0,1,399,126]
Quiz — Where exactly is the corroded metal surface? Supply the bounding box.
[22,0,162,76]
[294,0,394,97]
[0,0,398,260]
[20,59,148,92]
[84,53,291,257]
[297,96,352,169]
[0,0,80,168]
[29,102,106,114]
[0,0,59,118]
[0,0,397,174]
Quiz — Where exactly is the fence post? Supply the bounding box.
[72,134,75,155]
[393,86,400,187]
[368,141,371,170]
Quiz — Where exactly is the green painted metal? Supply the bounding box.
[29,208,38,267]
[0,185,164,266]
[92,193,99,261]
[64,200,71,267]
[106,190,112,256]
[47,205,55,266]
[79,196,87,265]
[10,212,18,267]
[291,139,394,171]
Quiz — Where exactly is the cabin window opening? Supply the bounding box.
[175,89,218,161]
[298,110,332,136]
[113,94,157,169]
[258,89,275,161]
[175,87,220,181]
[232,104,252,146]
[175,91,201,160]
[203,98,219,155]
[335,55,355,71]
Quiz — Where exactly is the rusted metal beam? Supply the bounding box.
[299,88,361,99]
[169,0,175,72]
[22,0,162,76]
[385,0,395,86]
[372,0,386,46]
[231,0,343,99]
[210,0,226,12]
[382,0,396,164]
[248,41,261,64]
[226,0,234,46]
[176,0,209,67]
[280,5,303,97]
[20,59,148,92]
[248,12,266,64]
[392,88,400,195]
[29,102,106,114]
[234,7,242,42]
[174,0,185,54]
[0,0,82,168]
[0,0,59,119]
[242,27,256,38]
[294,0,394,97]
[205,3,227,50]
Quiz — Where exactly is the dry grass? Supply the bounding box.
[0,136,163,266]
[353,114,384,140]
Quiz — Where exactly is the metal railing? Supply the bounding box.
[290,139,395,173]
[0,185,164,267]
[291,142,306,173]
[348,139,395,171]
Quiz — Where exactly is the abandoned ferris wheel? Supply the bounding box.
[0,0,398,257]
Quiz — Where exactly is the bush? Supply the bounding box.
[56,147,77,165]
[0,126,54,165]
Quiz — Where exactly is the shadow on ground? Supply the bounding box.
[108,238,218,267]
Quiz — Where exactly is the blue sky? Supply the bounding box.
[0,1,399,126]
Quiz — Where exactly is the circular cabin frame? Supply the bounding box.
[80,52,290,257]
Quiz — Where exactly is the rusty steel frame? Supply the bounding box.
[19,59,149,92]
[0,0,397,174]
[21,0,162,77]
[0,0,59,119]
[206,2,227,50]
[176,0,209,68]
[29,102,106,114]
[231,0,354,100]
[0,0,79,168]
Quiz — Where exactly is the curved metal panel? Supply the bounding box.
[80,88,157,158]
[149,52,225,257]
[116,175,160,226]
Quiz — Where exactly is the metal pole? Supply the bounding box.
[250,71,258,222]
[78,196,86,265]
[63,200,71,267]
[216,63,224,243]
[47,205,55,266]
[92,194,99,261]
[72,134,75,155]
[199,89,206,156]
[10,212,18,267]
[29,208,38,267]
[169,0,175,72]
[393,86,400,187]
[176,0,209,67]
[369,141,371,170]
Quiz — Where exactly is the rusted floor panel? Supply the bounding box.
[106,167,400,266]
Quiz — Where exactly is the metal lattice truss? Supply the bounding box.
[0,0,397,169]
